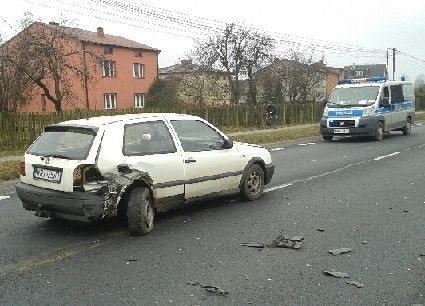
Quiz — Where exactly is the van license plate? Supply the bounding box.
[333,129,349,134]
[33,167,62,183]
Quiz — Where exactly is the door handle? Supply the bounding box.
[184,157,196,163]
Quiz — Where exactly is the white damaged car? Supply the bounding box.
[16,113,275,235]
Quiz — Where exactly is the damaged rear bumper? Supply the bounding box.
[16,182,104,222]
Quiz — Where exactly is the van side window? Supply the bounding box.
[383,87,389,99]
[390,85,404,104]
[402,84,415,101]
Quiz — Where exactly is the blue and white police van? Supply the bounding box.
[320,77,415,141]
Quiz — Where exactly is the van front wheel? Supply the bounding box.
[373,122,384,141]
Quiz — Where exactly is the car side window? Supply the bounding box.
[171,120,225,152]
[390,85,404,104]
[123,121,176,156]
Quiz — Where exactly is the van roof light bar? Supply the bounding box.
[338,76,387,85]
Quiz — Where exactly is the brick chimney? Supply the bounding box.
[49,21,59,26]
[97,27,104,37]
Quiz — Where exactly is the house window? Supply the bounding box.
[104,93,117,109]
[133,63,144,78]
[134,50,143,57]
[102,60,116,77]
[134,93,145,108]
[355,70,364,77]
[104,46,113,54]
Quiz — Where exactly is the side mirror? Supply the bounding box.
[322,98,329,105]
[223,137,233,149]
[381,97,389,106]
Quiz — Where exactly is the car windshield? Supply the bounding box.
[329,86,379,107]
[27,126,96,160]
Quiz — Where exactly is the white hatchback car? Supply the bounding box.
[16,113,274,235]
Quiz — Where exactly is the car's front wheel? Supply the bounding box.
[127,187,154,236]
[241,164,264,201]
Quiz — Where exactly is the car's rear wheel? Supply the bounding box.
[323,135,333,141]
[373,122,384,141]
[241,164,264,201]
[402,118,411,135]
[127,187,154,236]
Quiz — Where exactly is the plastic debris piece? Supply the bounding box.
[403,210,409,213]
[269,233,305,250]
[323,270,349,278]
[187,281,229,295]
[240,242,265,248]
[328,248,352,256]
[362,241,368,244]
[346,280,363,288]
[317,228,325,232]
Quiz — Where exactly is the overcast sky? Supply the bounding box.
[1,0,425,80]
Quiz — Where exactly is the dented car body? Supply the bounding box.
[16,113,274,235]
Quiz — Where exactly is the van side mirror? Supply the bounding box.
[381,97,389,106]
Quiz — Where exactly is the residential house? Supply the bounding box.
[343,64,387,79]
[159,59,231,106]
[256,59,344,103]
[2,22,160,112]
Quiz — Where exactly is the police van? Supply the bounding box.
[320,77,415,141]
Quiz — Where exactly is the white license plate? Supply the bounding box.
[333,129,349,134]
[33,167,62,183]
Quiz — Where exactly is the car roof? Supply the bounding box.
[336,80,413,89]
[55,113,202,128]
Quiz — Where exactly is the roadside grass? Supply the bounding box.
[0,149,24,157]
[232,125,319,144]
[0,161,20,182]
[415,112,425,121]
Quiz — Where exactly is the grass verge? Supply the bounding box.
[232,125,319,144]
[0,161,20,182]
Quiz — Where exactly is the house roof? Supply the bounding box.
[343,64,387,78]
[159,61,225,75]
[33,22,160,53]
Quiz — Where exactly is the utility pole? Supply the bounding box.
[392,48,396,81]
[386,49,389,79]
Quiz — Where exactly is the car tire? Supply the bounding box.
[241,164,264,201]
[373,122,384,141]
[127,187,154,236]
[323,135,333,141]
[402,118,411,135]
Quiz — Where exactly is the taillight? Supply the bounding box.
[19,161,26,176]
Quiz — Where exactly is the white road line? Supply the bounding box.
[0,196,11,201]
[374,152,400,161]
[307,142,316,145]
[271,147,285,151]
[265,183,292,192]
[298,143,308,146]
[415,123,422,126]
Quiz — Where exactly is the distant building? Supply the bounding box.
[343,64,387,79]
[159,59,230,106]
[2,22,160,112]
[256,59,344,103]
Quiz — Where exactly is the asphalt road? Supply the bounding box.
[0,124,424,305]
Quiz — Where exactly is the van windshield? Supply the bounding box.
[329,86,379,107]
[28,126,96,160]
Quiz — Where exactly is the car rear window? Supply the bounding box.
[27,126,97,160]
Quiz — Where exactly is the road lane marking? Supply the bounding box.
[271,148,285,151]
[298,143,308,146]
[374,152,400,161]
[307,142,316,145]
[0,196,10,201]
[265,183,292,192]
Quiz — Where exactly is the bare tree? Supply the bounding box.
[257,48,327,103]
[1,16,101,112]
[415,74,425,94]
[0,34,35,112]
[193,23,274,105]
